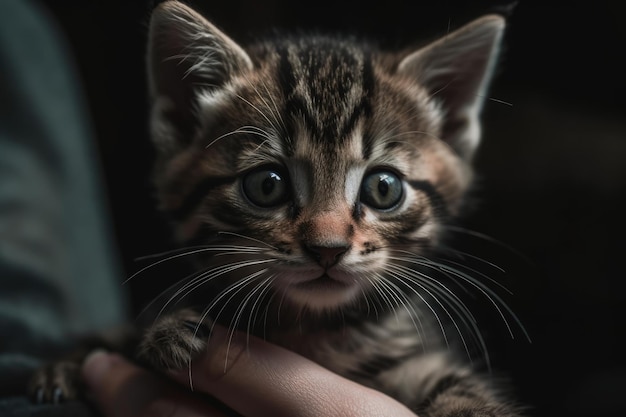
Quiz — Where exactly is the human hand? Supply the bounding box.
[82,324,418,417]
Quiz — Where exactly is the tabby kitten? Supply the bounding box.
[32,1,524,415]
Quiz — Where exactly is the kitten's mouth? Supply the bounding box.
[294,273,351,290]
[277,269,361,310]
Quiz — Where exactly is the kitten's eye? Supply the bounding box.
[242,168,290,208]
[360,171,403,210]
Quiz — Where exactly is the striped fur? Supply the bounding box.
[142,2,524,416]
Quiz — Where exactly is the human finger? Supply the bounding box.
[169,325,417,417]
[82,350,232,417]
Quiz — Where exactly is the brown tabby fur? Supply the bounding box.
[30,2,525,415]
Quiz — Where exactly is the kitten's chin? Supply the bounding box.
[277,271,362,311]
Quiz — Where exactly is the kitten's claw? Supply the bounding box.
[28,361,81,404]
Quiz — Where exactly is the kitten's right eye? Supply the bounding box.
[242,168,290,208]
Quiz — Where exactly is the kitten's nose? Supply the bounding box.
[304,244,350,268]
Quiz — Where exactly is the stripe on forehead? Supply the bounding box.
[276,38,374,147]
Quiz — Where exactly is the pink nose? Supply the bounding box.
[304,244,350,268]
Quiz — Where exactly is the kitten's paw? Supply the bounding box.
[28,361,82,404]
[138,309,211,371]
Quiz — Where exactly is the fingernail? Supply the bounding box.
[82,349,113,390]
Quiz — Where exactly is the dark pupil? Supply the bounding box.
[262,173,279,195]
[378,178,389,196]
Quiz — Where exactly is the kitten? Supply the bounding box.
[31,1,524,415]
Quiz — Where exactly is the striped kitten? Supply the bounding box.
[32,1,524,415]
[139,1,523,415]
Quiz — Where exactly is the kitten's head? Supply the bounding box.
[147,1,504,312]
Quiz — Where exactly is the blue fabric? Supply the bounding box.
[0,0,129,413]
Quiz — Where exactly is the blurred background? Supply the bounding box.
[41,1,626,416]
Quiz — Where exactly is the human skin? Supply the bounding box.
[81,324,418,417]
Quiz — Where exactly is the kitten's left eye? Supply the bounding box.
[242,168,290,208]
[360,170,403,210]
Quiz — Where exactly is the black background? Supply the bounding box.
[42,1,626,416]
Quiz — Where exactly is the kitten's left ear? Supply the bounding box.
[398,15,505,159]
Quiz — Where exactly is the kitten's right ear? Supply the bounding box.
[148,1,252,151]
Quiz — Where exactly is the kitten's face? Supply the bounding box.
[148,2,503,312]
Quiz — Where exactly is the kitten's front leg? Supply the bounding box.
[417,370,523,417]
[28,310,211,403]
[138,308,211,371]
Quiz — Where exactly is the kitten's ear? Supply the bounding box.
[148,1,252,150]
[398,15,505,159]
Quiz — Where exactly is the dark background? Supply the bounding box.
[42,1,626,416]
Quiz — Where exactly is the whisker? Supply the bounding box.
[440,225,534,265]
[247,276,276,342]
[135,257,268,322]
[436,244,507,274]
[475,93,513,106]
[387,259,479,325]
[386,263,489,366]
[125,246,263,285]
[374,274,426,349]
[235,93,280,134]
[369,273,402,324]
[217,231,278,250]
[383,265,450,349]
[243,75,284,136]
[135,244,263,261]
[227,275,272,349]
[191,269,271,370]
[275,278,293,326]
[435,255,512,295]
[390,251,530,342]
[390,249,512,295]
[441,262,531,342]
[205,126,274,149]
[185,269,269,389]
[356,276,375,318]
[259,78,288,136]
[135,268,207,321]
[260,285,283,341]
[386,264,470,359]
[155,259,275,323]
